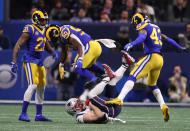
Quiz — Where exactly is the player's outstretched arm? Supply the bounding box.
[12,32,30,63]
[83,103,106,123]
[161,34,186,50]
[124,29,147,51]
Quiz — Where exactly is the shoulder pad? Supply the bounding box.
[136,22,148,31]
[23,24,34,35]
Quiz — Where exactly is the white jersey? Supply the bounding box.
[76,107,92,123]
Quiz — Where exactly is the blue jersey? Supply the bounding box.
[60,25,92,49]
[22,24,46,66]
[136,22,163,54]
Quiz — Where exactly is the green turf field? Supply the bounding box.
[0,105,189,131]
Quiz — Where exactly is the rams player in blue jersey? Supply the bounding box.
[45,25,105,85]
[11,10,57,122]
[105,13,186,122]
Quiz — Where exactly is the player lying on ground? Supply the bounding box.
[11,10,57,122]
[45,24,107,85]
[105,13,186,122]
[65,51,135,123]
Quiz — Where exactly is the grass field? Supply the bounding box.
[0,105,190,131]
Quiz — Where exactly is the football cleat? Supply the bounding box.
[102,64,115,79]
[121,50,135,66]
[35,115,52,122]
[18,113,30,122]
[105,98,123,106]
[161,104,170,122]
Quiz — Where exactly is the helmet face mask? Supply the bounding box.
[65,98,84,116]
[32,10,49,28]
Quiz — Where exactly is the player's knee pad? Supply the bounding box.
[24,84,37,102]
[35,87,45,104]
[152,88,160,95]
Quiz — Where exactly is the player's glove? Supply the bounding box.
[74,57,83,69]
[52,51,58,61]
[59,63,65,79]
[124,43,133,52]
[11,62,18,73]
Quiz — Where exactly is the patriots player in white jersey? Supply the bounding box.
[65,51,135,123]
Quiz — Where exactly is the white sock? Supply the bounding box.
[79,89,89,101]
[152,88,165,109]
[109,65,127,86]
[118,80,134,100]
[35,87,45,104]
[24,84,37,102]
[88,77,110,99]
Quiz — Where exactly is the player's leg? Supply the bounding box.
[88,77,110,99]
[74,40,102,81]
[108,50,135,86]
[147,54,169,122]
[88,51,136,99]
[19,63,38,122]
[35,66,52,122]
[105,54,152,105]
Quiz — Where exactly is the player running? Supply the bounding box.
[45,24,107,85]
[11,10,58,122]
[65,51,135,124]
[105,13,186,122]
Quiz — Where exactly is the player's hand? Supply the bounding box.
[11,62,18,73]
[74,57,83,69]
[59,63,64,79]
[124,43,133,52]
[52,51,58,61]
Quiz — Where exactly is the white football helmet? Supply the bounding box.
[65,98,83,116]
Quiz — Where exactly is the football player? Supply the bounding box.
[65,51,135,124]
[45,24,105,85]
[11,10,58,122]
[105,13,186,122]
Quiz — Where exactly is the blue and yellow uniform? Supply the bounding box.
[129,22,163,86]
[60,25,102,68]
[22,24,46,87]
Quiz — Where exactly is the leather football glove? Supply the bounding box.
[59,63,65,79]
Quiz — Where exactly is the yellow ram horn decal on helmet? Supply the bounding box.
[46,26,60,41]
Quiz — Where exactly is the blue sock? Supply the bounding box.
[88,64,105,75]
[21,101,29,114]
[75,68,96,80]
[36,104,42,115]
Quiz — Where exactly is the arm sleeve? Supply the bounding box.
[131,33,147,46]
[165,36,185,50]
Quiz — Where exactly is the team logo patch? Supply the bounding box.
[0,64,17,89]
[61,27,70,39]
